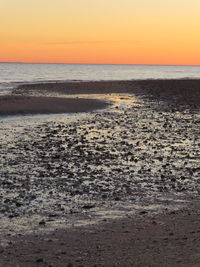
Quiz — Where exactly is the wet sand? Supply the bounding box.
[14,79,200,108]
[1,79,200,266]
[2,79,199,117]
[0,95,109,115]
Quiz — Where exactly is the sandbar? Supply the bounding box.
[13,79,200,108]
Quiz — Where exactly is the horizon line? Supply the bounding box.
[0,61,200,67]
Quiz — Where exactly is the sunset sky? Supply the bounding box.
[1,0,200,65]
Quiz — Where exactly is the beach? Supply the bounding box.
[1,79,200,266]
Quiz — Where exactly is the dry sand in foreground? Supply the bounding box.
[1,206,200,267]
[0,95,109,115]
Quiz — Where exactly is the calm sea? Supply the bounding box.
[0,63,200,94]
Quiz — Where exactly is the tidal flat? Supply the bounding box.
[0,80,200,266]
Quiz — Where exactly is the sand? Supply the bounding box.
[1,206,200,266]
[0,95,109,115]
[14,79,200,107]
[6,79,200,115]
[1,79,200,266]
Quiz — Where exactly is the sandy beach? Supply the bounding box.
[2,0,200,263]
[1,79,200,266]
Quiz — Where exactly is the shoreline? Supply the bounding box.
[13,79,200,109]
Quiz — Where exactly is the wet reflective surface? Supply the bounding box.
[0,93,200,239]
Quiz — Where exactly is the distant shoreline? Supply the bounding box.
[1,62,200,66]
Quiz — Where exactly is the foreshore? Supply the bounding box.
[14,79,200,108]
[1,79,200,266]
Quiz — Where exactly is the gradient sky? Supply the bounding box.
[1,0,200,64]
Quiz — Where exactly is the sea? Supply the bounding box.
[0,63,200,95]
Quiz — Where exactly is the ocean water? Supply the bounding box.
[0,63,200,94]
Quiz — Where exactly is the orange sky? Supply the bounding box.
[1,0,200,65]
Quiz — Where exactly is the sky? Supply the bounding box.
[1,0,200,65]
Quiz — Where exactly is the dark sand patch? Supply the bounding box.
[1,207,200,267]
[13,79,200,114]
[0,95,109,115]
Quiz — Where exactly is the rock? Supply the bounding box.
[36,258,44,263]
[82,204,95,209]
[39,220,46,226]
[139,211,148,215]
